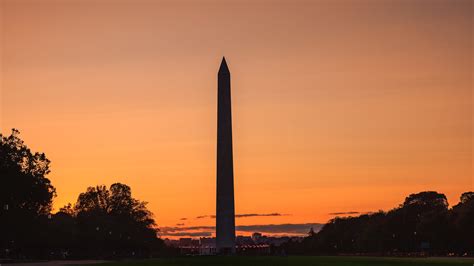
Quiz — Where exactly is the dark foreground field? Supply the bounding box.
[103,256,474,266]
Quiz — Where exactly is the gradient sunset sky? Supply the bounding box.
[1,0,472,237]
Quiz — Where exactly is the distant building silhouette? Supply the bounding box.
[216,57,236,254]
[173,235,287,256]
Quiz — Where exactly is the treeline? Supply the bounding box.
[0,129,171,260]
[2,129,473,259]
[283,191,474,256]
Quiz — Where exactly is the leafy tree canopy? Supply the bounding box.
[402,191,448,210]
[74,183,155,228]
[0,129,56,216]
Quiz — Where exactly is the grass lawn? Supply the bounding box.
[102,256,474,266]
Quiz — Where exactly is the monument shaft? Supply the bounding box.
[216,57,236,253]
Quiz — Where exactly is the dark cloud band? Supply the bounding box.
[160,223,322,237]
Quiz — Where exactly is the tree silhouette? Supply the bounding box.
[71,183,161,258]
[0,129,168,259]
[0,129,56,216]
[450,191,474,254]
[0,129,56,256]
[75,183,154,228]
[285,191,473,256]
[386,191,449,252]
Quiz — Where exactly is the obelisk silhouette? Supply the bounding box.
[216,57,236,254]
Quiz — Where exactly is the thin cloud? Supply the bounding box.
[195,215,214,219]
[329,211,375,216]
[195,213,286,219]
[176,223,185,226]
[161,226,214,233]
[329,211,360,215]
[236,213,286,218]
[180,218,187,220]
[163,231,213,237]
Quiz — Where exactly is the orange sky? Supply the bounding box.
[1,0,472,237]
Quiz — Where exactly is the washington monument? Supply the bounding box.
[216,57,236,254]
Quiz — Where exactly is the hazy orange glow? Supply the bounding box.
[1,0,472,236]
